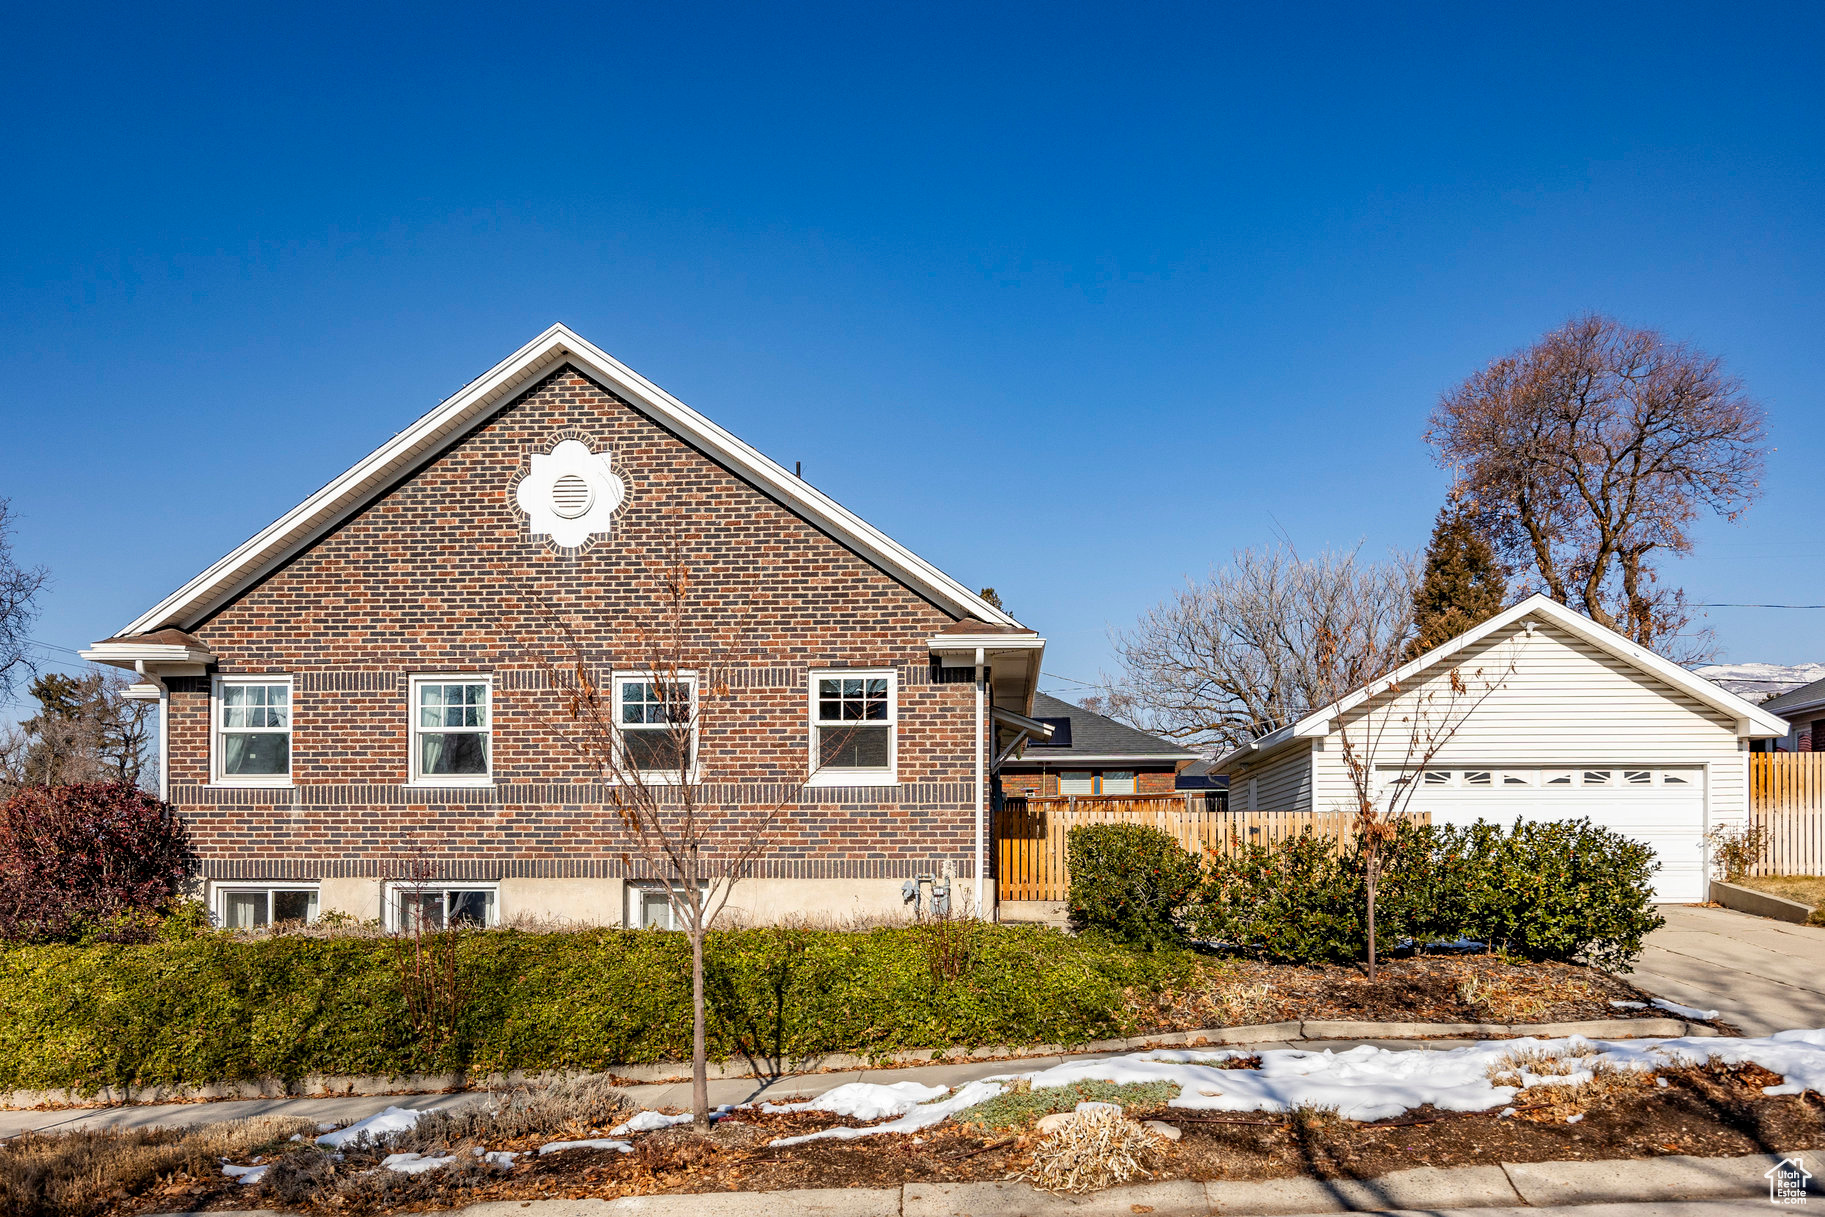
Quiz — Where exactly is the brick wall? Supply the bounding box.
[170,366,986,881]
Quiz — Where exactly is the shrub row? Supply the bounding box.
[1070,817,1665,970]
[0,923,1191,1093]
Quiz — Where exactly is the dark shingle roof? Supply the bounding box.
[1764,676,1825,717]
[1013,693,1195,762]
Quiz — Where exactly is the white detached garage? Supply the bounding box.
[1214,594,1789,902]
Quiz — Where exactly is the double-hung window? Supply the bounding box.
[411,676,492,785]
[808,669,897,786]
[615,674,696,777]
[214,676,292,784]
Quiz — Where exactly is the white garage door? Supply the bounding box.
[1388,767,1706,903]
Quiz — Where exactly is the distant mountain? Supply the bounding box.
[1693,661,1825,704]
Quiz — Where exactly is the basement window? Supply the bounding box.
[217,885,318,928]
[389,884,497,930]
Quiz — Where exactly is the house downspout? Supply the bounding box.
[974,646,985,919]
[136,661,170,803]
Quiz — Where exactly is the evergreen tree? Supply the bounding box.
[1407,500,1507,659]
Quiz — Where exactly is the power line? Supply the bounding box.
[1693,603,1825,609]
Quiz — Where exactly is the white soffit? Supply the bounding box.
[116,325,1021,636]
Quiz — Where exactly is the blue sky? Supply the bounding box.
[2,1,1821,712]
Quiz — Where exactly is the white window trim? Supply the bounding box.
[382,880,501,930]
[211,674,295,787]
[407,674,494,788]
[212,881,320,927]
[626,879,710,930]
[611,670,700,785]
[805,667,898,788]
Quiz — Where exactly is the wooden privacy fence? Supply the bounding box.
[1750,753,1825,876]
[995,794,1385,903]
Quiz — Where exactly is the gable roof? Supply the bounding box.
[1762,674,1825,719]
[109,324,1023,638]
[1215,593,1789,771]
[1006,692,1197,765]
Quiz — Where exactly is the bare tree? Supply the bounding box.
[1321,645,1516,980]
[1427,315,1766,659]
[0,670,158,797]
[526,548,832,1130]
[0,498,50,704]
[1094,542,1417,753]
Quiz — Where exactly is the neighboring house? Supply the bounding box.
[82,325,1048,929]
[998,692,1196,797]
[1755,678,1825,752]
[1212,594,1788,903]
[1174,758,1228,803]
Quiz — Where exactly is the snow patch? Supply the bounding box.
[764,1029,1825,1144]
[761,1080,949,1122]
[381,1152,452,1175]
[1609,1000,1647,1010]
[769,1079,1007,1146]
[538,1138,633,1156]
[316,1105,426,1148]
[1651,998,1719,1020]
[221,1161,268,1185]
[611,1110,695,1134]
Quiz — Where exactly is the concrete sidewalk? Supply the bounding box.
[140,1151,1818,1215]
[1631,904,1825,1036]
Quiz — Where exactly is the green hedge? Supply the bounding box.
[1191,817,1664,970]
[1066,823,1204,948]
[0,924,1191,1093]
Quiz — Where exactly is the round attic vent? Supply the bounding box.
[551,474,594,519]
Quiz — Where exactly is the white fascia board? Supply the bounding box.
[928,634,1046,652]
[117,324,1022,636]
[80,642,217,667]
[1017,751,1200,765]
[1288,593,1790,742]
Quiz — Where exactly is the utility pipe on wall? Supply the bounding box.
[973,646,984,918]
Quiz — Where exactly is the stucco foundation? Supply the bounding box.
[499,877,625,926]
[318,878,383,922]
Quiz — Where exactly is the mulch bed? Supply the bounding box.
[117,1060,1823,1214]
[1133,952,1683,1033]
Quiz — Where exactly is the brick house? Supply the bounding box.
[997,693,1195,798]
[84,325,1048,929]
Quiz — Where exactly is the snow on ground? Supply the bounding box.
[765,1029,1825,1145]
[380,1152,452,1174]
[221,1161,269,1185]
[316,1105,426,1148]
[1651,997,1720,1020]
[538,1137,634,1155]
[611,1109,694,1134]
[761,1080,950,1121]
[767,1079,1008,1146]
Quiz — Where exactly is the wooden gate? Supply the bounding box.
[994,794,1362,903]
[1750,753,1825,876]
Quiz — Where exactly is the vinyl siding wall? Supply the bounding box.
[1230,746,1315,812]
[1309,618,1747,828]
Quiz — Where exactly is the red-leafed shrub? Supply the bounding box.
[0,783,198,942]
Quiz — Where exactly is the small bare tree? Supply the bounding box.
[527,548,834,1130]
[0,670,158,797]
[1320,642,1516,979]
[1428,315,1766,659]
[1094,542,1417,753]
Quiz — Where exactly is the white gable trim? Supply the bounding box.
[116,325,1020,636]
[1217,594,1787,770]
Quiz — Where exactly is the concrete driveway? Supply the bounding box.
[1630,904,1825,1036]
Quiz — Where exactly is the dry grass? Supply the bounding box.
[1485,1044,1655,1121]
[1016,1106,1173,1193]
[0,1115,317,1217]
[1738,875,1825,910]
[390,1073,633,1152]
